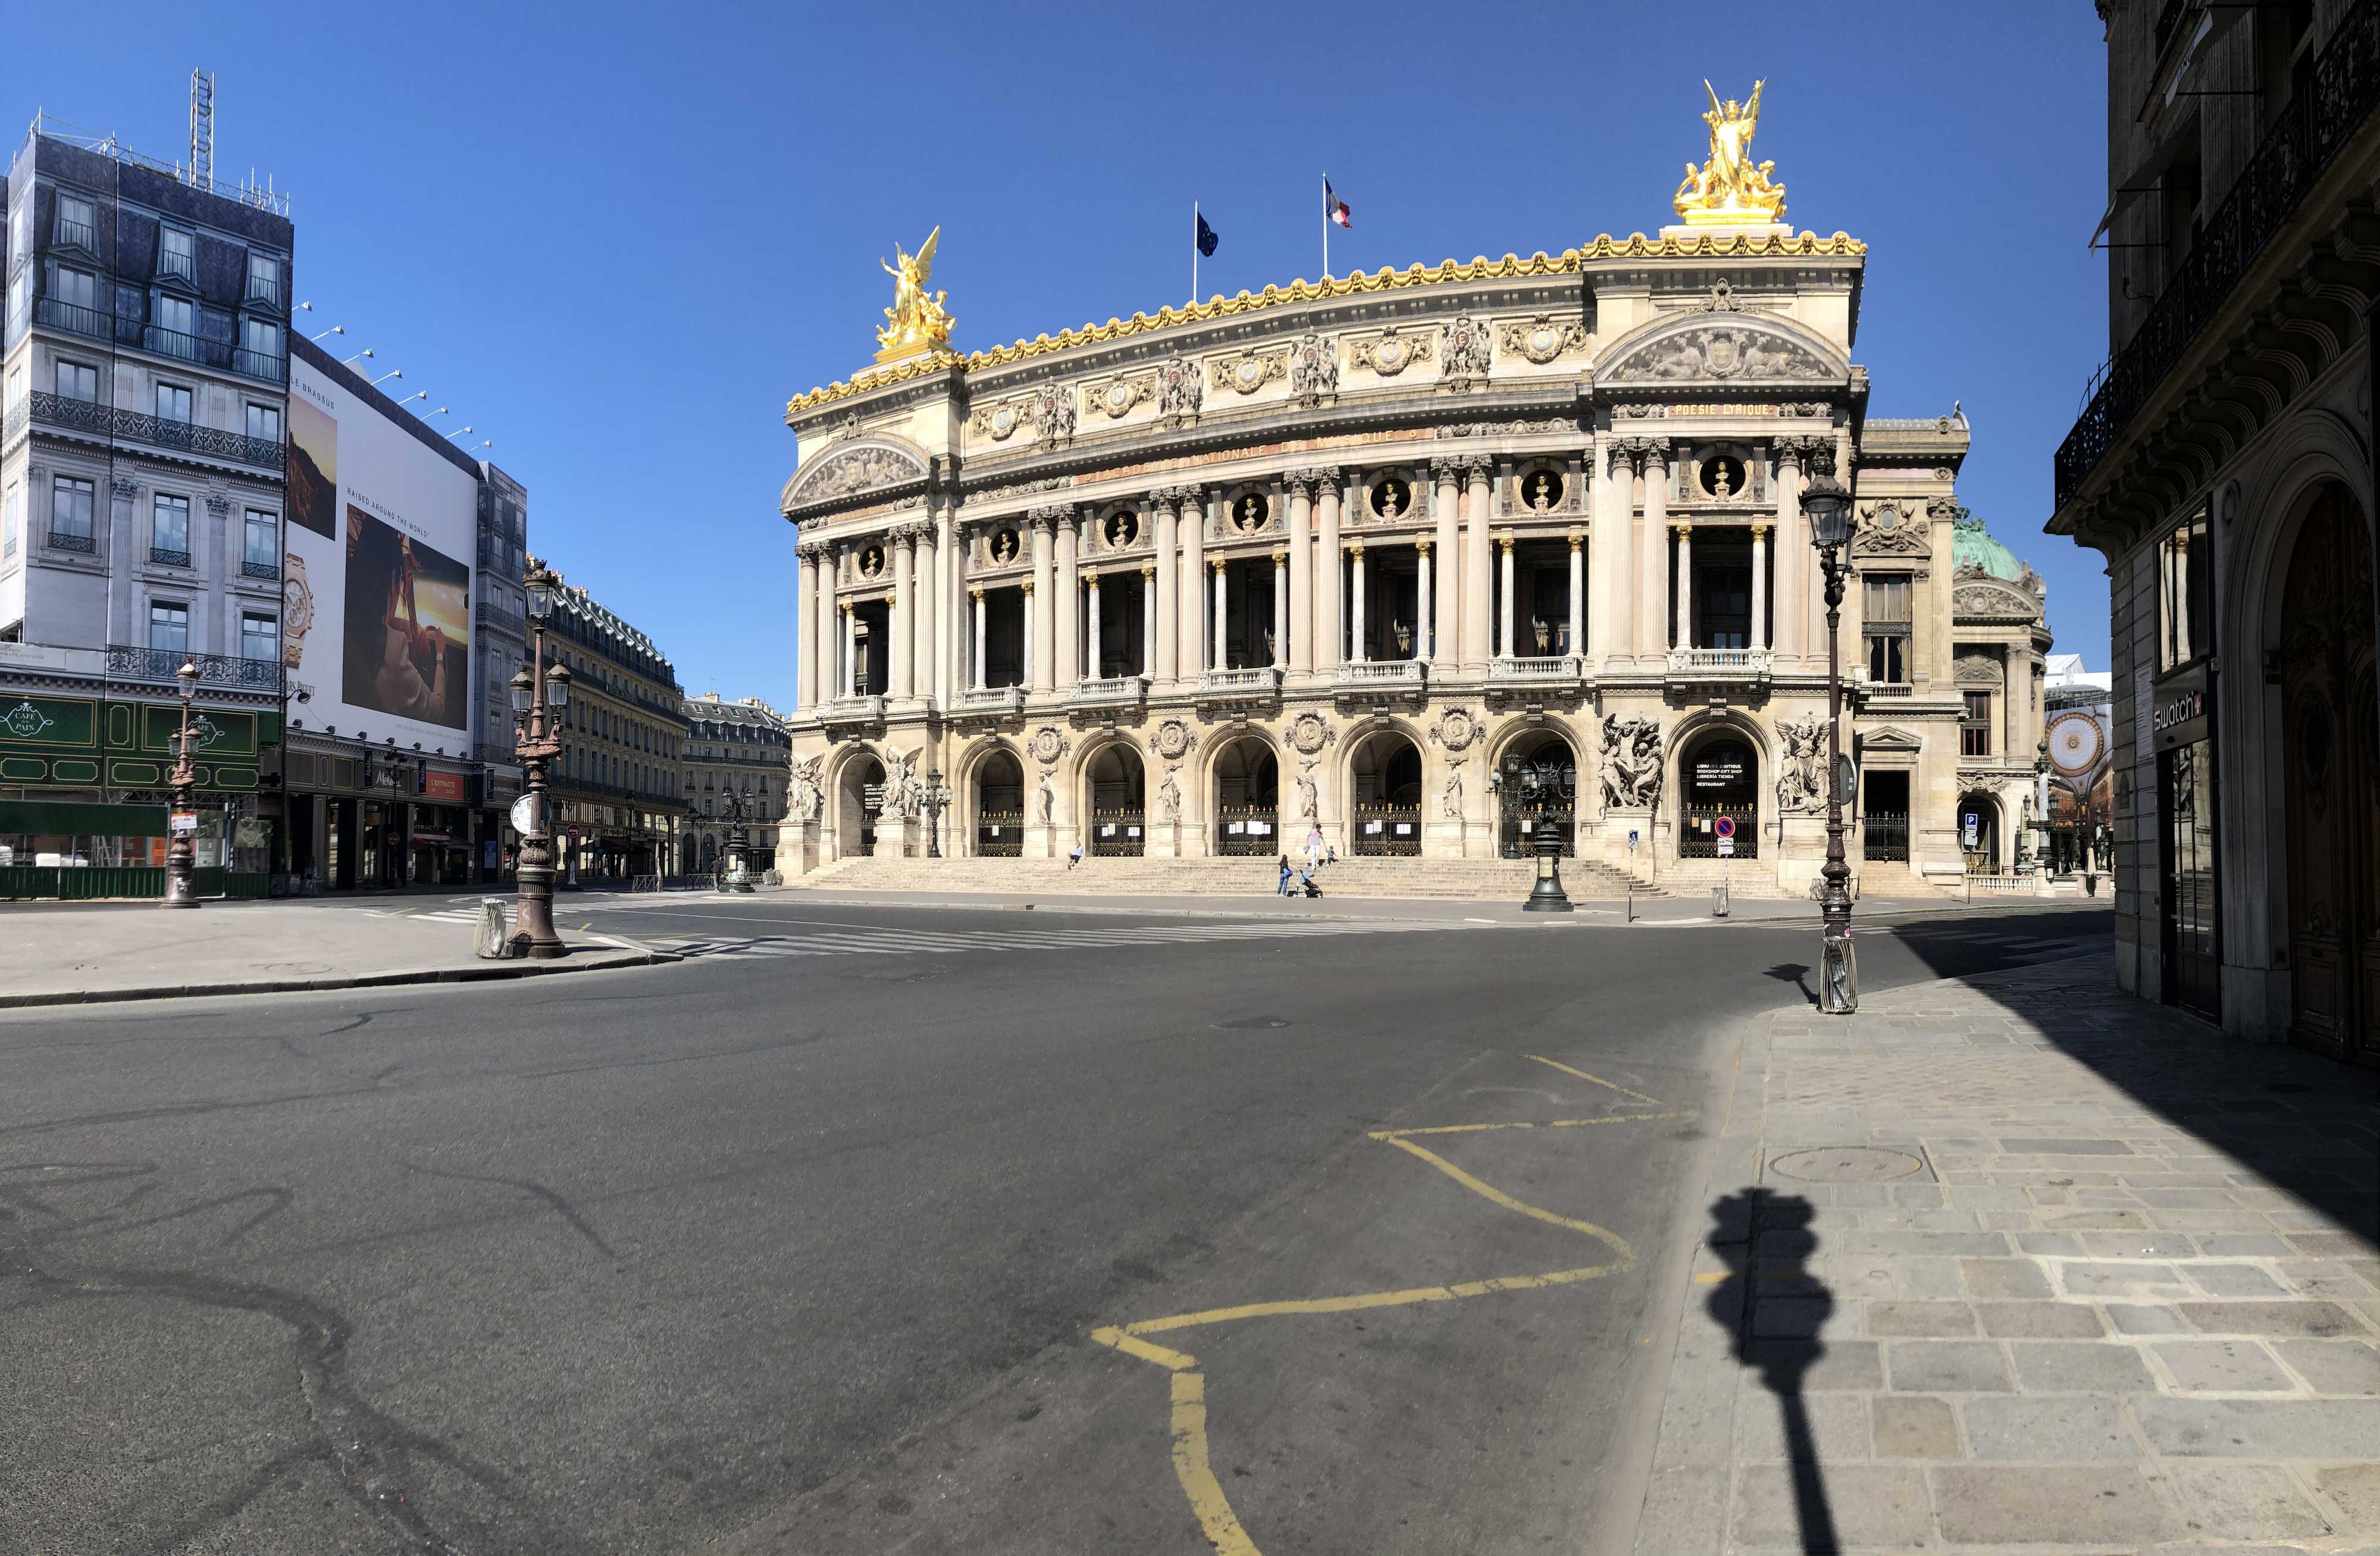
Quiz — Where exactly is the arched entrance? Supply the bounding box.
[1957,793,2001,872]
[1213,737,1279,856]
[700,834,718,870]
[1086,743,1146,856]
[1349,730,1423,856]
[975,750,1025,857]
[2279,486,2378,1062]
[839,756,885,857]
[1680,733,1758,858]
[1495,732,1579,857]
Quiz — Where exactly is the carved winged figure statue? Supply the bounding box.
[875,227,955,360]
[1674,79,1787,223]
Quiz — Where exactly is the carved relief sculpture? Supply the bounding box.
[1608,325,1825,382]
[1157,765,1182,821]
[789,443,928,506]
[1351,326,1432,377]
[1441,757,1464,819]
[1856,500,1932,555]
[1157,356,1202,424]
[1499,314,1587,366]
[1211,347,1287,395]
[1087,372,1155,419]
[1289,333,1339,401]
[1600,715,1665,808]
[788,756,824,822]
[1289,711,1338,756]
[1774,717,1825,812]
[1032,383,1078,445]
[1150,717,1200,762]
[1440,315,1494,380]
[1296,759,1320,819]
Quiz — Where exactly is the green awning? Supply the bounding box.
[0,800,172,836]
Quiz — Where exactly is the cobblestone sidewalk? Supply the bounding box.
[1636,951,2380,1554]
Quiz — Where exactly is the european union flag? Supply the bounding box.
[1196,211,1219,256]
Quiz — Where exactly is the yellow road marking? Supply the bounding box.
[1524,1054,1668,1107]
[1171,1372,1261,1556]
[1089,1069,1675,1552]
[1370,1110,1695,1139]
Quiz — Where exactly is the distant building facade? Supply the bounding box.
[681,691,789,872]
[2049,0,2380,1063]
[542,581,685,880]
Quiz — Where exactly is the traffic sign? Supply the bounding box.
[1717,837,1734,856]
[1714,815,1736,838]
[1627,830,1639,850]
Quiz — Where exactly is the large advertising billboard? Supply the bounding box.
[284,352,478,750]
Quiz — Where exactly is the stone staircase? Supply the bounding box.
[792,853,1656,901]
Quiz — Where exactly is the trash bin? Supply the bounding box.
[1712,882,1729,919]
[475,896,513,959]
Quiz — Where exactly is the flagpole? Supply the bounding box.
[1321,173,1329,278]
[1193,200,1200,303]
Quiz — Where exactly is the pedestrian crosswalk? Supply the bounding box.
[653,917,1466,961]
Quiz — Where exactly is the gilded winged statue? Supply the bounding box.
[875,226,955,362]
[1673,79,1787,223]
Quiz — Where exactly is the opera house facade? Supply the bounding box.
[775,104,2051,897]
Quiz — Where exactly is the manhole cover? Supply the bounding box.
[1216,1017,1292,1030]
[1767,1147,1925,1184]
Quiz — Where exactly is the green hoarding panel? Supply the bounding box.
[0,694,99,749]
[0,800,171,835]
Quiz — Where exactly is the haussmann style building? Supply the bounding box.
[776,90,2054,899]
[2051,0,2380,1066]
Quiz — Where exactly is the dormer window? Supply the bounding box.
[158,228,196,283]
[246,253,280,305]
[54,196,95,250]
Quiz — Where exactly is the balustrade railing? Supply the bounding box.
[28,391,283,469]
[1336,658,1427,687]
[105,644,283,691]
[33,296,109,340]
[144,324,230,370]
[1667,647,1773,675]
[2055,0,2380,507]
[1488,655,1582,682]
[1198,665,1282,695]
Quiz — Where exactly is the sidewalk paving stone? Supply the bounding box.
[1632,950,2380,1554]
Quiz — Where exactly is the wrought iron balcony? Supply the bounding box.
[149,547,192,568]
[232,347,286,384]
[46,530,95,554]
[1196,665,1283,696]
[2055,0,2380,508]
[1335,658,1429,689]
[143,324,230,370]
[33,296,109,340]
[241,559,280,580]
[1487,655,1583,684]
[52,218,96,251]
[28,392,284,470]
[1071,674,1148,709]
[1665,646,1773,680]
[106,645,283,691]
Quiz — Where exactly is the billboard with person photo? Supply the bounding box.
[283,344,480,752]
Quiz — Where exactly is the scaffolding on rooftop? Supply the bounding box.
[18,109,290,217]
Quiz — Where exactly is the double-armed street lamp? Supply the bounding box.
[718,789,756,892]
[1801,469,1859,1013]
[923,770,952,858]
[508,562,573,957]
[161,660,202,909]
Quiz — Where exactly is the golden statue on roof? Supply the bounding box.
[1672,80,1788,230]
[874,226,955,364]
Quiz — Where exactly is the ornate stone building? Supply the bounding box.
[682,690,789,872]
[778,107,2049,895]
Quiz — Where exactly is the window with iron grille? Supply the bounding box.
[54,196,95,249]
[157,228,196,282]
[243,510,278,577]
[1961,691,1992,757]
[246,253,280,305]
[152,494,191,563]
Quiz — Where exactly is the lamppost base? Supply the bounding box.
[1522,855,1574,912]
[159,884,200,910]
[1818,929,1859,1013]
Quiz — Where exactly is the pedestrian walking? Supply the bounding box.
[1277,854,1293,896]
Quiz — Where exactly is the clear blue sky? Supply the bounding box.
[5,1,2112,707]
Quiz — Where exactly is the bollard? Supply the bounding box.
[475,896,513,959]
[1712,881,1729,919]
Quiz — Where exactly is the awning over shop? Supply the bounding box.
[0,800,171,835]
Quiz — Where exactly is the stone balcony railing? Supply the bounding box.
[1666,646,1773,680]
[1072,674,1148,710]
[1196,665,1283,697]
[1334,658,1428,692]
[953,685,1025,718]
[818,693,886,732]
[1487,655,1583,686]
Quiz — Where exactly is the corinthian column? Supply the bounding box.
[1316,468,1342,673]
[1272,550,1287,667]
[1030,512,1056,692]
[1153,491,1180,681]
[1141,565,1157,677]
[1181,491,1209,674]
[1055,512,1081,685]
[1348,539,1367,662]
[890,530,914,699]
[1589,440,1633,663]
[1431,458,1460,672]
[1639,442,1670,656]
[1287,476,1314,674]
[1022,578,1038,688]
[1750,522,1770,650]
[1416,538,1434,660]
[1567,527,1584,659]
[1774,442,1806,660]
[818,544,841,702]
[1085,571,1103,680]
[913,523,937,706]
[794,546,816,710]
[841,600,858,697]
[1213,557,1229,671]
[1498,535,1515,659]
[1673,523,1693,651]
[970,587,987,690]
[1463,459,1492,669]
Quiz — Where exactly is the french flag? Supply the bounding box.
[1326,179,1352,228]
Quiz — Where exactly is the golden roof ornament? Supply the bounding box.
[1667,80,1791,236]
[873,226,955,364]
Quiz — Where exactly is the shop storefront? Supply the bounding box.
[2151,660,2218,1021]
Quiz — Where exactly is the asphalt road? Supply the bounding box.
[0,896,2109,1555]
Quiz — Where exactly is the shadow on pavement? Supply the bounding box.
[1707,1186,1838,1555]
[1765,963,1815,1007]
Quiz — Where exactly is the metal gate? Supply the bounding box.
[1216,805,1279,856]
[1496,750,1576,858]
[1089,807,1145,856]
[1351,803,1421,856]
[1681,804,1758,858]
[1863,811,1909,862]
[976,807,1023,857]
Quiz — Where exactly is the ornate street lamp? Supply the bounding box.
[508,562,571,957]
[719,788,755,892]
[1802,469,1858,1013]
[161,660,202,909]
[923,769,951,858]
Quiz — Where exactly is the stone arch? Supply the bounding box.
[1956,790,2003,872]
[1345,722,1427,854]
[1485,723,1583,857]
[1079,734,1148,855]
[780,432,932,515]
[1595,307,1849,388]
[829,745,887,860]
[1208,728,1283,856]
[1673,713,1768,860]
[962,737,1029,857]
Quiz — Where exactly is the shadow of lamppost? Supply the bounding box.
[1706,1186,1839,1554]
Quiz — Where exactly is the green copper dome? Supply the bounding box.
[1952,508,2028,582]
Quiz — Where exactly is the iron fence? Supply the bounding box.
[1216,804,1281,856]
[105,644,284,690]
[1352,803,1423,856]
[1680,804,1758,859]
[1863,811,1910,862]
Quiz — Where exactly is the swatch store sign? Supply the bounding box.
[2150,663,2210,753]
